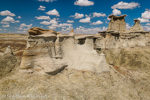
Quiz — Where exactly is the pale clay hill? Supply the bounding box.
[0,15,150,100]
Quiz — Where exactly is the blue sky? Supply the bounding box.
[0,0,150,34]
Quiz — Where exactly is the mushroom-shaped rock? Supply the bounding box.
[4,46,14,55]
[107,15,127,32]
[69,29,74,36]
[94,33,102,38]
[28,27,57,35]
[129,19,145,32]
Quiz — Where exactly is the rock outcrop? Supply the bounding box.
[107,15,127,32]
[20,28,110,75]
[28,27,58,35]
[96,15,149,50]
[129,19,145,32]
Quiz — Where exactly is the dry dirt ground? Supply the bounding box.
[0,33,150,100]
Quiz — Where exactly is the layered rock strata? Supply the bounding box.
[96,16,149,49]
[20,27,110,75]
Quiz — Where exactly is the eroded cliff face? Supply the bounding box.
[20,28,109,75]
[96,16,150,50]
[95,33,148,49]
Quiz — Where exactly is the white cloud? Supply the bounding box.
[2,24,10,27]
[146,23,150,25]
[111,1,140,9]
[19,23,33,30]
[1,21,9,24]
[62,27,66,29]
[141,10,150,19]
[143,26,150,31]
[0,29,2,30]
[74,0,94,6]
[49,23,72,28]
[138,18,149,23]
[40,21,51,25]
[58,23,72,27]
[79,17,90,23]
[67,20,74,23]
[61,26,107,34]
[47,23,72,30]
[0,10,15,16]
[85,14,91,18]
[38,5,46,11]
[70,13,84,19]
[1,16,19,24]
[1,16,15,22]
[15,20,20,23]
[49,19,59,25]
[48,26,56,30]
[90,20,103,25]
[35,16,51,20]
[112,9,121,15]
[126,23,131,30]
[38,0,56,2]
[17,16,21,19]
[40,18,58,25]
[46,9,60,16]
[107,17,111,21]
[93,12,106,17]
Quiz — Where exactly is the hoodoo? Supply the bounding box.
[96,15,150,49]
[20,27,110,75]
[20,15,150,75]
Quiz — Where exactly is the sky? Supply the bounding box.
[0,0,150,34]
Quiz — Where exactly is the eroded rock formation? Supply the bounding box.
[96,15,150,50]
[20,16,150,75]
[129,19,145,32]
[107,15,127,32]
[20,27,110,75]
[28,27,58,35]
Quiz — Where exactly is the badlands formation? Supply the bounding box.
[0,15,150,100]
[20,27,110,75]
[20,15,149,75]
